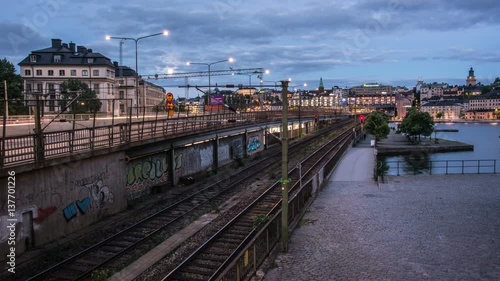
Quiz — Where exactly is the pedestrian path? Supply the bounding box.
[262,136,500,280]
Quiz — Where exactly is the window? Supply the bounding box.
[119,91,124,99]
[30,55,37,62]
[87,58,94,64]
[48,70,54,76]
[71,69,77,76]
[59,70,65,76]
[93,84,99,94]
[25,69,31,76]
[93,70,99,76]
[54,55,61,63]
[36,69,42,76]
[36,83,43,92]
[26,84,32,92]
[82,70,88,76]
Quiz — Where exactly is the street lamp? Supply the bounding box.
[186,57,234,104]
[105,30,169,117]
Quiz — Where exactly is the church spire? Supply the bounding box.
[319,77,324,92]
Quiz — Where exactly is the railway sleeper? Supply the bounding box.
[191,259,220,269]
[218,237,244,245]
[203,247,232,257]
[120,235,142,243]
[183,264,215,276]
[224,231,248,239]
[210,241,239,250]
[49,269,81,280]
[76,258,102,266]
[198,252,228,262]
[100,245,125,253]
[174,271,210,281]
[106,240,134,248]
[66,264,89,273]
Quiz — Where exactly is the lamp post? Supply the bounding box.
[187,57,234,104]
[280,79,290,252]
[106,30,169,117]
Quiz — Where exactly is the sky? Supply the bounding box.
[1,0,499,98]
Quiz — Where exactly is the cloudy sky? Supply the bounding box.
[1,0,499,97]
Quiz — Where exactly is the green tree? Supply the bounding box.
[400,108,435,142]
[0,58,28,115]
[364,111,390,141]
[59,79,101,113]
[435,112,443,119]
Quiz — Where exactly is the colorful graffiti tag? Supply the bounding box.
[126,155,169,198]
[64,171,113,222]
[247,135,261,153]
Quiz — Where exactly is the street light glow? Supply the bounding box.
[104,30,170,117]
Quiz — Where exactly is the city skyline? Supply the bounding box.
[2,0,499,97]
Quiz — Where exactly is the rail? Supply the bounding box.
[385,159,497,176]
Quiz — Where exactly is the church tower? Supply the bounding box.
[466,67,476,86]
[318,77,325,92]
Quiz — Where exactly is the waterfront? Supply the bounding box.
[384,122,500,175]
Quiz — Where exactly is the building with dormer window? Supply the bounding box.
[19,39,117,114]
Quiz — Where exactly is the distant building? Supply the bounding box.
[318,77,325,93]
[421,100,465,120]
[466,67,477,86]
[468,90,500,110]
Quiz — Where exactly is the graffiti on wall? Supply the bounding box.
[232,139,244,159]
[247,135,261,153]
[64,171,113,222]
[126,155,169,198]
[175,153,183,170]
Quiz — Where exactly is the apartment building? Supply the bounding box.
[421,100,464,120]
[18,39,116,114]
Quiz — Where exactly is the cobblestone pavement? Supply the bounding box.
[263,153,500,280]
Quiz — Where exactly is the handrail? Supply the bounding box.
[385,159,497,175]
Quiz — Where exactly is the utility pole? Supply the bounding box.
[33,94,44,164]
[280,80,290,252]
[1,81,7,166]
[3,80,8,120]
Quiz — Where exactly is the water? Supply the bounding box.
[383,122,500,175]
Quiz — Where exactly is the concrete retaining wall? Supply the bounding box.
[0,127,266,259]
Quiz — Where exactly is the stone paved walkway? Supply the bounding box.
[262,140,500,281]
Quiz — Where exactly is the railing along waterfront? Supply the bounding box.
[385,159,497,176]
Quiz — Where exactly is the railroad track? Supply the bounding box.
[26,119,353,281]
[162,126,354,281]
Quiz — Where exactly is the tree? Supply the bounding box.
[400,108,434,142]
[59,79,101,113]
[364,111,390,141]
[435,112,443,119]
[0,58,28,115]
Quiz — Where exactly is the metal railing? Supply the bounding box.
[214,126,354,281]
[1,108,344,169]
[385,159,497,176]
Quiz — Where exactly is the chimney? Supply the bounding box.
[62,43,68,49]
[113,61,119,68]
[87,49,93,53]
[76,46,87,53]
[51,38,62,48]
[69,42,76,53]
